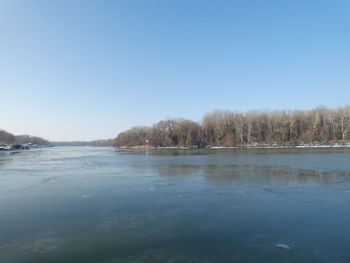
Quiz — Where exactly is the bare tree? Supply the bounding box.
[113,105,350,148]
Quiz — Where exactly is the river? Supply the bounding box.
[0,147,350,262]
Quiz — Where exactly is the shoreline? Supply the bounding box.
[116,144,350,150]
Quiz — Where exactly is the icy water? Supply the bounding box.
[1,147,350,263]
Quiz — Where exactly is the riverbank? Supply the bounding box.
[116,143,350,150]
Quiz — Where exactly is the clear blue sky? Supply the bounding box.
[1,0,349,141]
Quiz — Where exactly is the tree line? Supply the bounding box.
[52,139,114,147]
[114,106,350,147]
[0,129,50,145]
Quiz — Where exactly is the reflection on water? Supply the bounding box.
[1,147,350,263]
[155,164,349,185]
[0,151,22,168]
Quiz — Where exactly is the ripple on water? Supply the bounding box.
[0,231,63,258]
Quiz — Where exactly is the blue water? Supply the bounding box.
[0,147,350,262]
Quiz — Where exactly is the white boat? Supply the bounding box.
[0,144,12,150]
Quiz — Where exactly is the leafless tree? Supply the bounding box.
[114,105,350,147]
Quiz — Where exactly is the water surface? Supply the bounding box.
[1,147,350,262]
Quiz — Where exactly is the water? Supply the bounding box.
[1,147,350,263]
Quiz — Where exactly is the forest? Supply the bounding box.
[114,106,350,148]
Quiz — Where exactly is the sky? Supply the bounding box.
[0,0,349,141]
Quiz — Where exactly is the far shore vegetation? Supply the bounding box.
[51,139,114,147]
[2,106,350,149]
[0,130,50,146]
[0,130,114,148]
[114,106,350,148]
